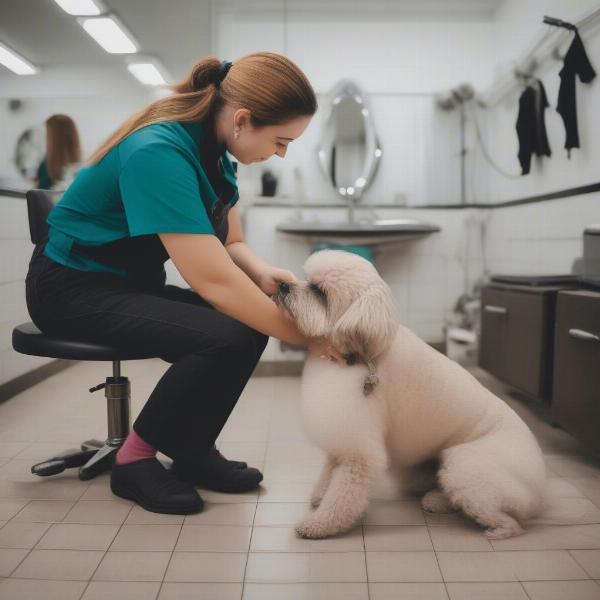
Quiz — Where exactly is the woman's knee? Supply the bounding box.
[217,322,268,361]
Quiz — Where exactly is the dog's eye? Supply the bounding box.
[309,283,327,301]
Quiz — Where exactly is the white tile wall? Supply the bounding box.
[0,194,54,385]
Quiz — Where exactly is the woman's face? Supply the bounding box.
[224,107,312,165]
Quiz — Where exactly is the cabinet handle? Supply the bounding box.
[484,305,508,315]
[568,328,600,342]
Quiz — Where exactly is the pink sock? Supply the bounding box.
[116,430,157,465]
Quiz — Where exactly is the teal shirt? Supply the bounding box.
[36,157,53,189]
[43,120,239,278]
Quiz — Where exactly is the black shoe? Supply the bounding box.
[111,457,204,514]
[172,446,263,493]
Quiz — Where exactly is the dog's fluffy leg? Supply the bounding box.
[310,456,336,509]
[295,455,382,539]
[421,489,456,514]
[438,447,525,539]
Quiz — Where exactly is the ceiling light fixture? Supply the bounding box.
[53,0,104,15]
[126,57,168,86]
[0,41,37,75]
[78,15,138,54]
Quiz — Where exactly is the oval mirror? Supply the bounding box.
[317,79,382,205]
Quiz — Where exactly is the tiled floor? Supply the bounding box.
[0,358,599,599]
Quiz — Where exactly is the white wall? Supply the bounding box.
[214,2,497,206]
[478,0,600,203]
[0,66,154,185]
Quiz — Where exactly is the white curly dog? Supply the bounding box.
[274,249,547,540]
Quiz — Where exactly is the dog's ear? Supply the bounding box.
[330,283,399,367]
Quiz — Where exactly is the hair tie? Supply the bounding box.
[214,61,232,88]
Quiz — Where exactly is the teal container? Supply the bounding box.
[311,242,373,263]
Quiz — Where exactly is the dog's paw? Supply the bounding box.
[309,495,323,509]
[484,524,523,539]
[421,490,455,514]
[295,518,334,539]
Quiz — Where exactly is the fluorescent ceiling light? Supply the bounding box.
[127,62,167,86]
[0,42,37,75]
[53,0,103,15]
[79,15,138,53]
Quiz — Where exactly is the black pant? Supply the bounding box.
[25,246,269,466]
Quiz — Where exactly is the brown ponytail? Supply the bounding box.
[88,52,317,165]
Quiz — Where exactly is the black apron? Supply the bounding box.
[69,160,235,289]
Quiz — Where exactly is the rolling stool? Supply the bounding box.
[12,189,157,480]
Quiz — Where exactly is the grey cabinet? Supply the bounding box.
[479,284,560,401]
[552,290,600,453]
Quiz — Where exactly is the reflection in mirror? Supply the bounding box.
[317,79,382,218]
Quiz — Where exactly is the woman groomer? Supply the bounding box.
[25,52,344,515]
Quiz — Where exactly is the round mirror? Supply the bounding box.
[317,79,382,204]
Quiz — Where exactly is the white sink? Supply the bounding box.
[276,218,440,246]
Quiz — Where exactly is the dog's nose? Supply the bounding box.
[279,282,290,295]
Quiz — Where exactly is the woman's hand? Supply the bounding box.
[306,336,346,365]
[257,265,298,296]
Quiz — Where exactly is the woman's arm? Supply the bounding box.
[223,205,268,285]
[159,232,308,346]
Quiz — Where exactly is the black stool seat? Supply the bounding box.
[12,322,157,361]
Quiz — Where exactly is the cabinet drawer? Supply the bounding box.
[479,285,555,399]
[552,290,600,452]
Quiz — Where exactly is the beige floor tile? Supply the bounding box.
[0,578,87,600]
[369,582,449,600]
[548,478,590,498]
[199,489,259,504]
[0,500,28,520]
[258,481,314,503]
[109,524,181,551]
[364,526,433,551]
[82,581,161,600]
[254,503,311,526]
[366,551,442,582]
[424,511,476,528]
[36,523,119,550]
[184,502,256,526]
[243,582,369,600]
[531,497,600,525]
[175,525,251,552]
[261,463,322,483]
[0,477,88,501]
[92,550,171,581]
[164,552,246,582]
[569,478,600,509]
[61,500,132,524]
[245,552,366,583]
[0,443,30,460]
[0,522,50,549]
[77,475,118,501]
[571,550,600,578]
[126,505,185,525]
[12,499,74,522]
[363,501,426,525]
[522,580,600,600]
[428,526,494,551]
[491,524,600,551]
[12,549,104,580]
[544,455,600,479]
[437,550,589,582]
[159,581,243,600]
[445,582,528,600]
[250,526,363,552]
[0,548,28,577]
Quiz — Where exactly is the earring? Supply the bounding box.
[234,130,240,140]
